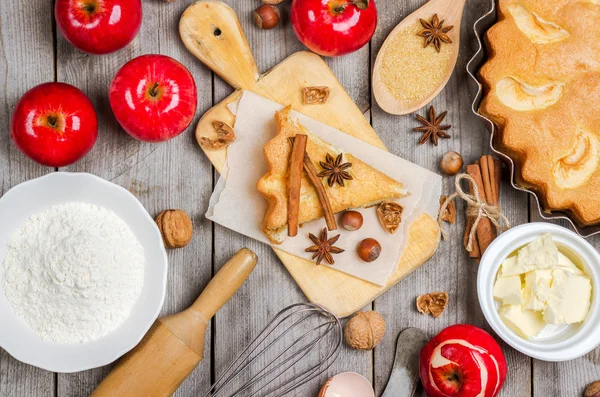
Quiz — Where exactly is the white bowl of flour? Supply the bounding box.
[0,172,168,372]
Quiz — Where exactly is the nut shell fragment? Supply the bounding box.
[199,120,236,150]
[303,86,330,105]
[376,201,403,234]
[156,209,193,249]
[344,311,386,350]
[416,292,449,318]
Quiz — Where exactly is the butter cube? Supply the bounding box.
[493,275,524,305]
[499,305,546,339]
[557,252,584,276]
[544,269,592,325]
[502,233,558,276]
[523,270,553,311]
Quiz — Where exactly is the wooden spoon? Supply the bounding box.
[372,0,467,115]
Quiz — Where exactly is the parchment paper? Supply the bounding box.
[207,91,441,286]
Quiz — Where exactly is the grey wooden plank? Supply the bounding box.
[54,1,213,396]
[0,1,56,396]
[212,1,372,396]
[529,204,600,396]
[371,1,531,396]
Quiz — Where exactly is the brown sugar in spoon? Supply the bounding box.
[372,0,467,115]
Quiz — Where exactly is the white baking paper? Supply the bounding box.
[206,91,441,286]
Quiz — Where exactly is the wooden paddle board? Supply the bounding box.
[180,0,440,317]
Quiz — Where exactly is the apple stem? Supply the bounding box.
[47,115,58,128]
[149,82,160,98]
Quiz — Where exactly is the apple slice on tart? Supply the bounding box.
[257,106,408,244]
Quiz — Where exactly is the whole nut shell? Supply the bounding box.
[344,311,386,350]
[156,209,193,249]
[253,4,280,30]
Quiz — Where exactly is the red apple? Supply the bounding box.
[55,0,142,55]
[11,82,98,167]
[420,325,507,397]
[291,0,377,57]
[109,54,197,143]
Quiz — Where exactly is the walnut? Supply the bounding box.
[155,209,193,249]
[376,201,403,234]
[416,292,449,318]
[303,86,330,105]
[585,381,600,397]
[439,196,456,224]
[199,120,236,150]
[344,311,386,350]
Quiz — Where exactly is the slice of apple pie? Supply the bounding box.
[479,0,600,225]
[257,106,407,244]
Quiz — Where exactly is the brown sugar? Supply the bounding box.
[379,22,452,102]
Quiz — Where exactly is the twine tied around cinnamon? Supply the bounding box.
[438,173,511,252]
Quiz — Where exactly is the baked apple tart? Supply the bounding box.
[479,0,600,226]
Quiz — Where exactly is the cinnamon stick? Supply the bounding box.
[464,164,481,259]
[466,164,495,255]
[303,151,337,231]
[480,156,494,205]
[287,134,307,237]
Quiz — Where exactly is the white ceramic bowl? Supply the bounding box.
[0,173,168,372]
[478,223,600,361]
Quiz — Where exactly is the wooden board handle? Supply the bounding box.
[180,0,259,90]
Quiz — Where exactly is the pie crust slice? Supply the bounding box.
[257,106,408,244]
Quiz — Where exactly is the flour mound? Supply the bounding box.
[3,202,146,344]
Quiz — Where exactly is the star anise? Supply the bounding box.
[417,14,453,53]
[317,153,353,187]
[413,106,451,146]
[305,228,345,266]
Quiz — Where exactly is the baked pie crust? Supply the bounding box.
[479,0,600,226]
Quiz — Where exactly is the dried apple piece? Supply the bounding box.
[496,77,564,111]
[553,130,599,189]
[508,5,569,44]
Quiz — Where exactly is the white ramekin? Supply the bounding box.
[478,222,600,362]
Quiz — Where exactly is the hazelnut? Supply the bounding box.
[253,5,280,30]
[585,381,600,397]
[340,210,363,231]
[155,209,193,249]
[440,151,463,175]
[344,311,386,350]
[357,238,381,262]
[262,0,284,3]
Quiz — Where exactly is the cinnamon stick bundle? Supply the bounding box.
[464,155,502,259]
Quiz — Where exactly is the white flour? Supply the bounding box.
[2,202,145,344]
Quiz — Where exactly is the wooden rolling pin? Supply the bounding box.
[91,248,258,397]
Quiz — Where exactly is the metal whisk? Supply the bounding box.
[205,303,343,397]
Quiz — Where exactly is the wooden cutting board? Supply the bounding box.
[180,0,441,317]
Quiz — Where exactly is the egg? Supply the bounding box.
[318,372,374,397]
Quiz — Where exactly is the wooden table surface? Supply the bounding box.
[1,0,599,396]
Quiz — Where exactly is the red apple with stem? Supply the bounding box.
[109,54,198,143]
[420,324,507,397]
[291,0,377,57]
[55,0,142,55]
[11,82,98,167]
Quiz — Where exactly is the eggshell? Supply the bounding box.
[318,372,374,397]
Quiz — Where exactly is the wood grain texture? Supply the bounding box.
[211,1,371,396]
[55,1,213,396]
[371,0,532,396]
[0,1,55,396]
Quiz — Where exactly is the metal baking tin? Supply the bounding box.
[465,1,600,238]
